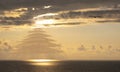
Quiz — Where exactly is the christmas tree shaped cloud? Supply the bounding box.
[15,28,63,60]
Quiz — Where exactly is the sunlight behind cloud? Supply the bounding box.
[35,19,55,25]
[43,5,52,9]
[33,13,58,20]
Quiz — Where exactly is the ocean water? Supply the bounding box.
[0,60,120,72]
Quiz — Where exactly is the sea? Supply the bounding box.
[0,60,120,72]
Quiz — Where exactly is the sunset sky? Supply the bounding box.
[0,0,120,60]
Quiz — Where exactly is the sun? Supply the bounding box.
[35,19,55,25]
[32,19,56,28]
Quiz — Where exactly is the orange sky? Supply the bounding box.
[0,22,120,60]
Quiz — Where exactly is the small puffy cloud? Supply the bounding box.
[0,41,13,52]
[78,45,86,51]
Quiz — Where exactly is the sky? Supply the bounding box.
[0,23,120,60]
[0,0,120,60]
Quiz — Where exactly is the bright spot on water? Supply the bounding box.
[28,59,58,66]
[28,59,58,62]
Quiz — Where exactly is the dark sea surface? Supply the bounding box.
[0,60,120,72]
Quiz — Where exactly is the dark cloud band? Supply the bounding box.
[0,0,119,10]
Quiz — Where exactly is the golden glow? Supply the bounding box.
[31,62,55,66]
[44,5,52,9]
[14,8,28,11]
[28,59,58,62]
[3,8,27,17]
[32,8,35,10]
[35,19,55,25]
[33,13,58,19]
[4,11,24,17]
[33,13,58,27]
[28,59,58,66]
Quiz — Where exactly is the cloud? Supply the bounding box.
[0,41,13,52]
[0,2,120,26]
[32,9,120,26]
[96,19,120,23]
[77,44,120,56]
[0,28,63,60]
[0,0,119,10]
[0,8,34,25]
[0,28,64,60]
[0,17,33,25]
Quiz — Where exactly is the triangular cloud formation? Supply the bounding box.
[0,28,63,60]
[15,28,63,60]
